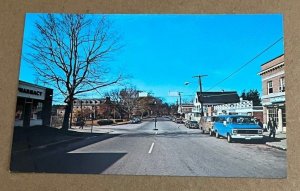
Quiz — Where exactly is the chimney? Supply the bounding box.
[240,97,243,102]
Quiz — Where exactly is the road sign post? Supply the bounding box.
[154,117,158,130]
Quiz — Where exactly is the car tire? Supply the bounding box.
[215,131,219,138]
[227,134,232,143]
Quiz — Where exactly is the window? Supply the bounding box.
[281,107,286,127]
[279,77,285,92]
[268,108,278,123]
[267,81,273,94]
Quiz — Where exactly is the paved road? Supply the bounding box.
[10,117,286,178]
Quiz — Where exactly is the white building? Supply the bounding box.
[214,98,263,120]
[191,91,240,121]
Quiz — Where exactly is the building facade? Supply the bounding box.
[15,81,53,127]
[178,104,194,119]
[214,98,263,121]
[258,54,286,132]
[192,91,240,121]
[72,97,113,119]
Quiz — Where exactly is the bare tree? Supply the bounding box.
[105,87,139,119]
[24,14,123,131]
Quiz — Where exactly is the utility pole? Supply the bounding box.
[193,75,208,117]
[178,92,183,114]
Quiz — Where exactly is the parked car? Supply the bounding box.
[130,117,141,124]
[172,117,176,122]
[175,118,183,123]
[213,115,264,143]
[184,120,191,127]
[199,116,217,135]
[187,120,199,129]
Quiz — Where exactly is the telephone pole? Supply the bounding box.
[178,92,183,114]
[193,75,208,117]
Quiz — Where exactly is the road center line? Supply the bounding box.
[148,142,155,154]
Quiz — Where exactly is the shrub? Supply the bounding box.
[114,119,124,123]
[97,119,113,125]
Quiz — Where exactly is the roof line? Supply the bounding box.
[260,54,284,66]
[19,80,51,90]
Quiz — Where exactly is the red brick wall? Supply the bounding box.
[253,112,263,123]
[262,73,285,95]
[261,55,284,71]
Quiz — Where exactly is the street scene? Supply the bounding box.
[10,14,286,178]
[11,117,286,177]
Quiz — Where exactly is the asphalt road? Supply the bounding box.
[10,117,286,178]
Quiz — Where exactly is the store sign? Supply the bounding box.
[270,96,285,103]
[18,87,43,96]
[18,83,45,100]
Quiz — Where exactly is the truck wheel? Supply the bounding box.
[227,134,232,143]
[215,131,219,138]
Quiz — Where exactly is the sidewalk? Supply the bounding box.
[69,125,112,134]
[263,131,287,151]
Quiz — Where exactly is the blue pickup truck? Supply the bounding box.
[213,115,263,143]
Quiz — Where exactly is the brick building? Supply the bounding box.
[72,97,114,119]
[258,54,286,132]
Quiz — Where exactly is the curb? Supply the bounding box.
[265,142,287,151]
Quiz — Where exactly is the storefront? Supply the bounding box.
[15,81,53,127]
[263,95,286,132]
[259,54,286,132]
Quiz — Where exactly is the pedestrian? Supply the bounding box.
[267,117,277,140]
[79,117,84,129]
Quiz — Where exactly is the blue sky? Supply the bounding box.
[19,14,284,104]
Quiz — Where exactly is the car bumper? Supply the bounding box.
[231,134,264,140]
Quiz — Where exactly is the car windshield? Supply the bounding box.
[229,116,255,124]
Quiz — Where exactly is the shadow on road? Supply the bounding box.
[10,133,124,174]
[13,152,127,174]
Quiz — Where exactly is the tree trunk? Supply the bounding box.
[61,101,72,131]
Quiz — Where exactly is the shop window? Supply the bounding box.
[279,77,285,92]
[267,81,273,94]
[268,108,278,123]
[282,107,286,127]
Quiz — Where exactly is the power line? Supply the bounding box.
[205,37,283,91]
